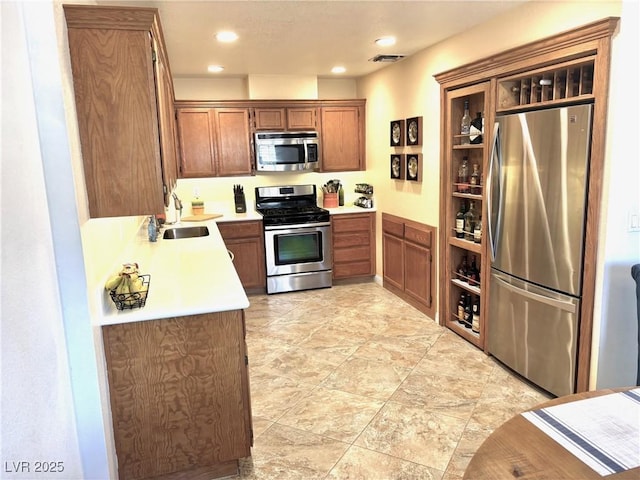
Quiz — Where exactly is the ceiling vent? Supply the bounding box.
[369,54,406,63]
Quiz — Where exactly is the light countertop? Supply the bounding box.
[97,219,249,326]
[195,204,375,220]
[95,204,375,326]
[324,205,376,215]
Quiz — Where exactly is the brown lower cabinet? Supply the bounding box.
[217,220,266,291]
[102,310,252,480]
[332,212,376,279]
[382,213,437,319]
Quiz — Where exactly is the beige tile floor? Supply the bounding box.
[239,281,551,479]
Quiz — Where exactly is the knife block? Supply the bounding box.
[234,193,246,213]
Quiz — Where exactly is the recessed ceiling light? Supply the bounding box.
[207,65,224,73]
[331,66,346,74]
[375,36,396,47]
[216,31,238,43]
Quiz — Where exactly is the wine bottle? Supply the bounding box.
[457,255,469,282]
[470,162,480,194]
[457,293,466,324]
[470,112,483,144]
[455,203,466,239]
[464,201,476,241]
[469,255,479,286]
[472,297,480,333]
[458,157,469,193]
[460,100,471,145]
[463,295,472,328]
[474,216,482,244]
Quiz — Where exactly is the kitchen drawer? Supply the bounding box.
[334,261,373,278]
[331,212,375,280]
[333,231,370,249]
[332,214,372,233]
[382,215,404,237]
[405,225,432,248]
[334,245,371,263]
[217,220,263,239]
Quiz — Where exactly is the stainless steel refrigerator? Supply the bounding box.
[487,104,593,397]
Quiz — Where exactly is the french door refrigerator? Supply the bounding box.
[487,104,593,397]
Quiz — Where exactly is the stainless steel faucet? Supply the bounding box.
[171,192,183,224]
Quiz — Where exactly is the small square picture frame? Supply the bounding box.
[406,154,422,182]
[390,119,405,147]
[406,116,423,146]
[390,154,405,180]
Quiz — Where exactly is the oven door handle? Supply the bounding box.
[264,221,331,231]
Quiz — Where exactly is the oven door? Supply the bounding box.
[264,223,332,276]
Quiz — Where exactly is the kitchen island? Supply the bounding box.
[93,218,252,480]
[96,217,250,325]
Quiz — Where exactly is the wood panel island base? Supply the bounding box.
[102,310,252,480]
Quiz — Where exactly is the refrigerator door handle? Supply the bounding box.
[492,272,578,314]
[487,121,501,261]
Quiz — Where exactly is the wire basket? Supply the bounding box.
[109,274,151,310]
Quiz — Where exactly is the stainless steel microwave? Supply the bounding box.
[254,131,319,172]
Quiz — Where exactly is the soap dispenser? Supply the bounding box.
[148,215,157,242]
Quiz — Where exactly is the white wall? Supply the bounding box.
[247,74,318,99]
[174,76,248,100]
[1,1,108,478]
[593,0,640,388]
[318,78,358,99]
[356,0,637,388]
[173,75,357,100]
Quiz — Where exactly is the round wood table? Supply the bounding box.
[464,388,639,479]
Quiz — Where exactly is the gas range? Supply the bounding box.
[255,184,333,294]
[255,185,330,227]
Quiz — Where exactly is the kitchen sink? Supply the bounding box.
[163,226,210,240]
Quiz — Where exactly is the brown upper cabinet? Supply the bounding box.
[64,5,177,217]
[253,106,318,130]
[174,99,367,177]
[175,102,252,178]
[320,101,366,172]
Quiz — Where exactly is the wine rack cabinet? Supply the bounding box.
[436,18,617,390]
[438,82,491,349]
[497,57,595,111]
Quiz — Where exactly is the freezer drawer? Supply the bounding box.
[487,269,579,397]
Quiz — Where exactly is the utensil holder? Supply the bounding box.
[323,193,338,208]
[234,193,246,213]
